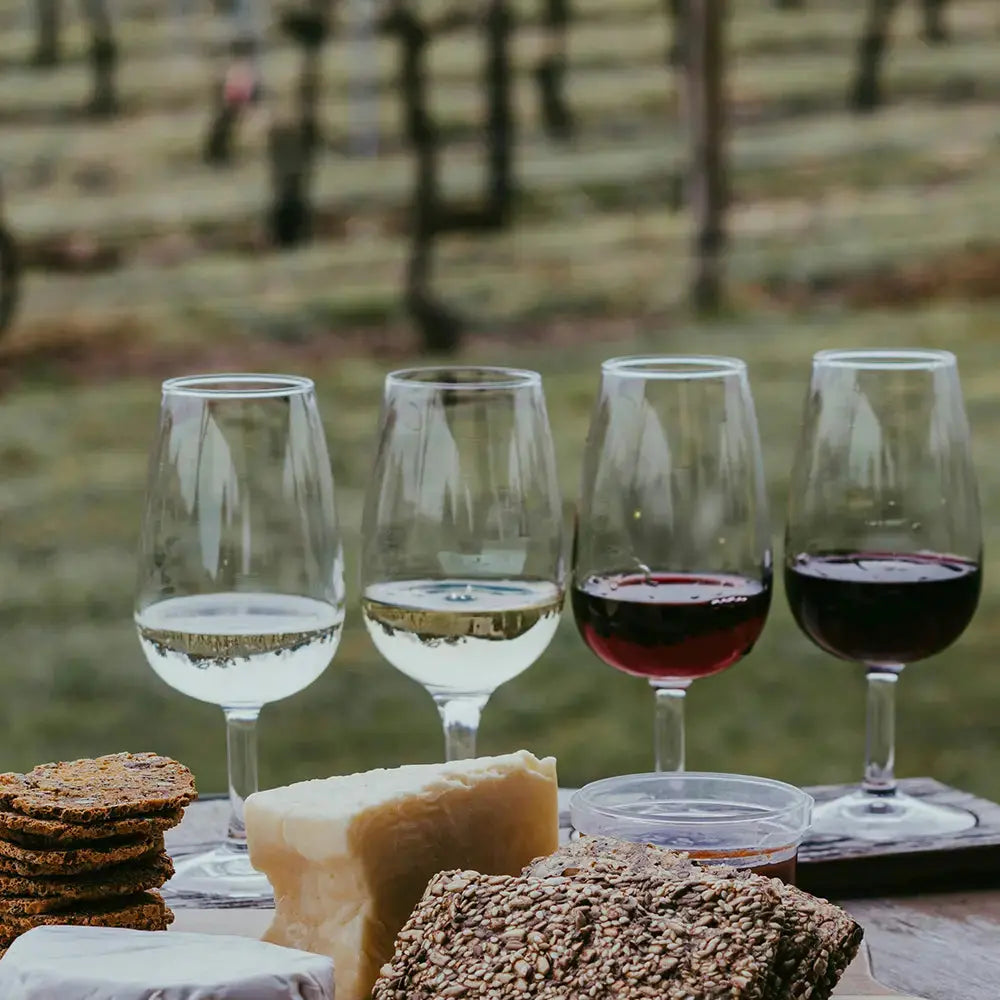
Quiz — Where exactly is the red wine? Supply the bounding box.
[785,552,981,666]
[572,572,772,681]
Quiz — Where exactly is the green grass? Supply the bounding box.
[1,0,1000,801]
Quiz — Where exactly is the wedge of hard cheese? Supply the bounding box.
[245,750,559,1000]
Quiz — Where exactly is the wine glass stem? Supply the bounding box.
[652,682,689,773]
[223,706,261,850]
[434,695,488,762]
[863,667,899,797]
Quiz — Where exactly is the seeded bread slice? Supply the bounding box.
[0,753,196,823]
[0,807,183,847]
[375,869,776,1000]
[0,853,174,915]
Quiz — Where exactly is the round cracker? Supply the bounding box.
[11,753,196,823]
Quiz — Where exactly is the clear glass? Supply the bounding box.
[785,349,982,841]
[135,374,345,900]
[573,356,772,772]
[361,366,564,761]
[571,772,814,882]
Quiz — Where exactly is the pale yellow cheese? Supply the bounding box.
[245,750,559,1000]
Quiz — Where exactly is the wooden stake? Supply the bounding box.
[685,0,726,313]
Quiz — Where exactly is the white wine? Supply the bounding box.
[136,593,343,707]
[362,579,563,695]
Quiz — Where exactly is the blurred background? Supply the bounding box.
[0,0,998,798]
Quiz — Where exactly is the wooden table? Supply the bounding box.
[167,799,1000,1000]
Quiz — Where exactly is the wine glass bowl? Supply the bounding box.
[572,356,771,772]
[785,349,981,840]
[361,366,564,761]
[135,374,344,900]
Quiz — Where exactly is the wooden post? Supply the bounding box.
[388,0,521,351]
[389,0,463,353]
[266,0,330,247]
[0,181,21,337]
[483,0,514,226]
[535,0,574,141]
[33,0,60,66]
[82,0,118,117]
[685,0,726,314]
[920,0,948,43]
[849,0,899,113]
[664,0,684,67]
[267,121,313,246]
[280,0,330,152]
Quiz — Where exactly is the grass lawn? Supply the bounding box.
[0,0,999,798]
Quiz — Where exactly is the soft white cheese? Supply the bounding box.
[245,750,559,1000]
[0,925,334,1000]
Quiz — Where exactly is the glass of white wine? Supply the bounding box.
[135,374,345,901]
[361,366,565,761]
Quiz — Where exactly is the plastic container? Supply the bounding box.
[569,772,814,884]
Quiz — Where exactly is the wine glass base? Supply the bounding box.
[810,788,976,842]
[161,844,273,904]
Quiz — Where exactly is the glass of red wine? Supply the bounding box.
[573,356,772,772]
[785,348,982,840]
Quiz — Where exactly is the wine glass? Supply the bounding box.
[361,366,564,761]
[573,356,772,773]
[785,349,981,840]
[135,374,345,900]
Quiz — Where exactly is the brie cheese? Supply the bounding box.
[0,925,334,999]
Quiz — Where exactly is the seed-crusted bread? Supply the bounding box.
[0,853,175,913]
[0,753,196,823]
[524,837,863,1000]
[375,868,780,1000]
[0,836,162,877]
[0,807,183,846]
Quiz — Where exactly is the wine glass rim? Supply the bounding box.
[385,365,542,390]
[161,374,315,398]
[602,355,747,379]
[814,348,956,371]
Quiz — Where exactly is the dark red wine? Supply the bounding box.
[572,572,772,681]
[785,552,981,666]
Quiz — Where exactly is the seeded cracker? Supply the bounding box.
[3,753,196,823]
[0,773,22,808]
[526,837,863,1000]
[0,852,174,905]
[374,869,775,1000]
[525,838,786,998]
[0,853,175,916]
[0,836,162,877]
[0,890,173,947]
[0,807,183,846]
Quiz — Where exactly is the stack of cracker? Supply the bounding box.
[0,752,197,956]
[375,836,864,1000]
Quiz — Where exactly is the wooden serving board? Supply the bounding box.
[798,778,1000,900]
[169,908,921,999]
[173,779,1000,904]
